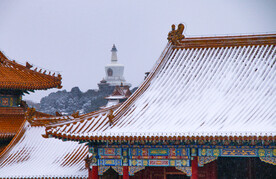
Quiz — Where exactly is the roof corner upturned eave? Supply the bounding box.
[0,51,63,90]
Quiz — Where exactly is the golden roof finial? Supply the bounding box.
[167,23,185,45]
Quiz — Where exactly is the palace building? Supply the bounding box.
[0,51,62,152]
[0,48,133,178]
[103,85,132,109]
[44,24,276,179]
[1,24,275,178]
[0,51,88,178]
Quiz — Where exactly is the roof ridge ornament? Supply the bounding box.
[26,107,36,123]
[72,111,80,118]
[167,23,185,45]
[108,109,114,126]
[55,111,62,116]
[26,62,33,69]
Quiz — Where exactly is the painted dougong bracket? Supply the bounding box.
[99,166,110,175]
[175,166,192,176]
[259,157,276,165]
[198,156,218,167]
[129,166,145,176]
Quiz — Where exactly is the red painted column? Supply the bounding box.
[123,166,129,179]
[91,166,98,179]
[192,156,198,179]
[206,162,211,179]
[210,160,217,179]
[88,168,92,179]
[247,158,252,179]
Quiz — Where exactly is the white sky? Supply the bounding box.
[0,0,275,103]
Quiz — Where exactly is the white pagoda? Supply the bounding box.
[103,44,131,87]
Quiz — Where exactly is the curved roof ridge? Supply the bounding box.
[111,43,173,124]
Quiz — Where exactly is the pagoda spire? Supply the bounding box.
[111,44,118,63]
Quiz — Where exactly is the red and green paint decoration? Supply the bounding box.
[91,145,276,175]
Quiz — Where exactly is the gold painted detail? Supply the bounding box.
[143,160,148,166]
[258,149,265,157]
[221,149,256,156]
[170,160,175,166]
[149,149,168,155]
[105,160,114,165]
[213,149,220,156]
[182,160,187,166]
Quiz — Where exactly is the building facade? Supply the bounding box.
[0,51,62,153]
[45,24,276,178]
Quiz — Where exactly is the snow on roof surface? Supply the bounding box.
[45,104,121,140]
[46,34,276,140]
[0,121,88,178]
[105,43,276,137]
[105,95,127,100]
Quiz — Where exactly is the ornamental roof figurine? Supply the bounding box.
[167,23,185,45]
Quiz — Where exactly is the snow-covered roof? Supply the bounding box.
[104,100,120,108]
[105,95,126,100]
[45,104,121,141]
[105,86,131,100]
[0,120,88,178]
[46,29,276,142]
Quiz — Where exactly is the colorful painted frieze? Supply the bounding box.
[0,95,19,107]
[199,148,276,157]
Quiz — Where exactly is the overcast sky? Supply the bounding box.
[1,0,275,102]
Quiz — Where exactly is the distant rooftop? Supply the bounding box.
[0,51,62,90]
